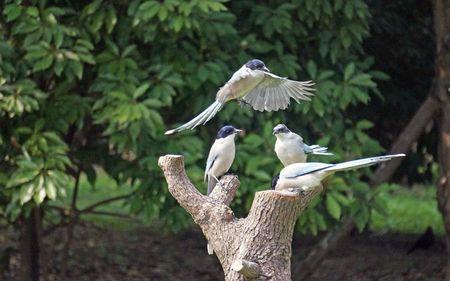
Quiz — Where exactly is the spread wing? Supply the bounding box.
[280,162,333,179]
[242,72,315,112]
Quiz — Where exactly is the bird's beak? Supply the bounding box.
[263,66,270,72]
[272,129,278,135]
[235,129,243,134]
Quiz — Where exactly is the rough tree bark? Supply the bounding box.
[158,155,324,281]
[433,0,450,279]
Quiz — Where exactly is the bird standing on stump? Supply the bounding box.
[273,154,406,192]
[204,125,242,255]
[273,124,332,166]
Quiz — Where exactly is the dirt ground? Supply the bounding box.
[3,225,446,281]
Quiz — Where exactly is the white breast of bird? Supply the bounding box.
[209,135,236,177]
[275,134,307,166]
[221,67,266,101]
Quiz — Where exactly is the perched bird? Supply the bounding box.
[273,124,333,166]
[407,226,435,254]
[204,125,241,255]
[273,154,406,192]
[165,59,314,135]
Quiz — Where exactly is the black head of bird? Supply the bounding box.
[216,125,242,139]
[245,59,270,72]
[273,124,290,135]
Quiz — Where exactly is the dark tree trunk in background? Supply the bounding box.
[19,208,41,281]
[433,0,450,279]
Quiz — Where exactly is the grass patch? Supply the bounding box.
[370,184,444,235]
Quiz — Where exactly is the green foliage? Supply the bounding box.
[370,184,444,235]
[0,0,387,234]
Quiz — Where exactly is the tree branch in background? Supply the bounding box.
[159,154,323,281]
[80,192,135,213]
[43,190,135,237]
[82,210,137,220]
[294,91,440,280]
[371,93,440,185]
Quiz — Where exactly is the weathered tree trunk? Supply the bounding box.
[158,155,323,281]
[433,0,450,279]
[19,208,41,281]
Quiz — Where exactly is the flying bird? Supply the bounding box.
[273,154,406,192]
[273,124,332,166]
[165,59,314,135]
[204,125,242,254]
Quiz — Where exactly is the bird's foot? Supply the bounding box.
[289,187,303,194]
[217,181,225,189]
[278,188,301,196]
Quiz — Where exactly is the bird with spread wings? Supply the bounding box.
[165,59,314,135]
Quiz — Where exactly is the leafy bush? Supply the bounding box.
[1,0,387,233]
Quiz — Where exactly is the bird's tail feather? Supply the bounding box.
[165,101,224,135]
[312,151,334,156]
[206,174,217,255]
[207,175,217,196]
[309,145,333,156]
[325,154,405,173]
[207,243,214,255]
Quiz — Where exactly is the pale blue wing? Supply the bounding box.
[204,145,219,182]
[243,71,315,112]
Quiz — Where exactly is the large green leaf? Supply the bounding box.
[326,194,342,220]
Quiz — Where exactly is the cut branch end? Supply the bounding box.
[231,259,260,278]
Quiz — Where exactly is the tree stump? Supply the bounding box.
[158,155,323,281]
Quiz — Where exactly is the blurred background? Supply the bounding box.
[1,0,449,280]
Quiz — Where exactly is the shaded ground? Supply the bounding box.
[3,226,446,280]
[295,233,446,281]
